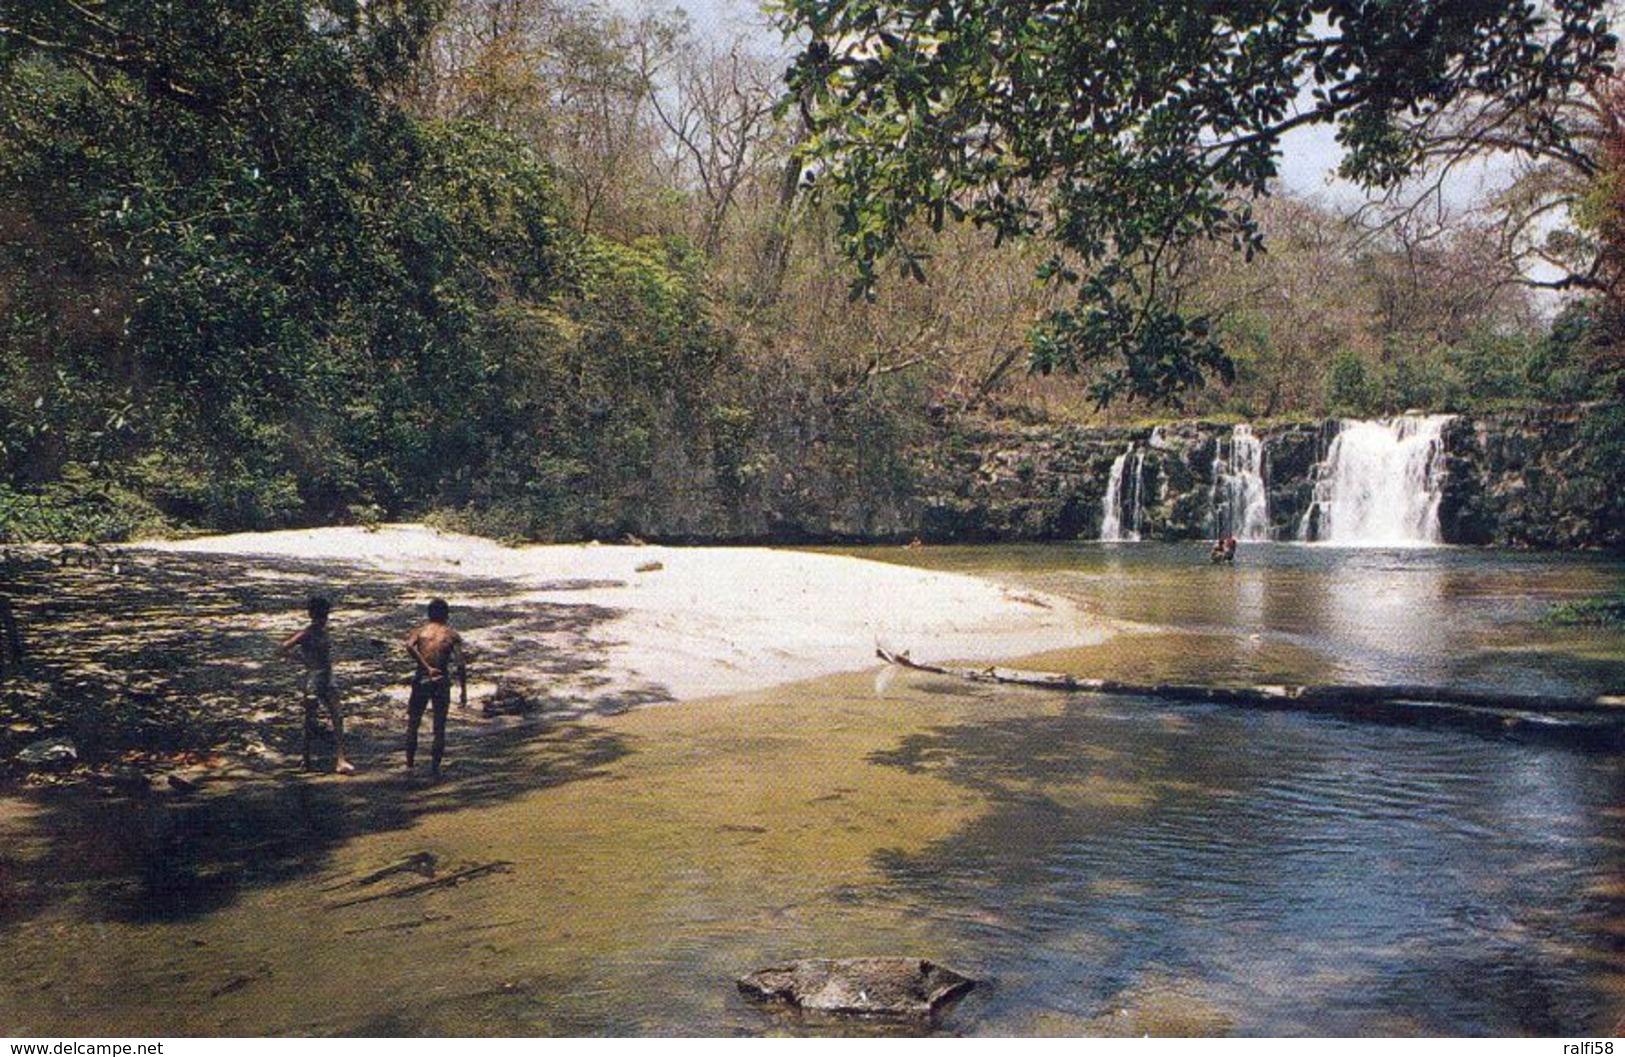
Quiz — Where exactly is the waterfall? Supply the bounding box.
[1210,424,1271,540]
[1297,415,1453,545]
[1100,444,1146,541]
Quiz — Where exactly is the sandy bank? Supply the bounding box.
[140,525,1108,705]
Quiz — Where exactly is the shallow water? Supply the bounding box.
[3,544,1624,1036]
[841,542,1625,695]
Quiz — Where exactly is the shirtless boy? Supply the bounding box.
[404,598,467,777]
[278,596,355,774]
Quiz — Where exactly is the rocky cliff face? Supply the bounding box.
[618,403,1621,550]
[908,418,1334,543]
[914,407,1621,549]
[912,421,1125,542]
[1439,404,1625,551]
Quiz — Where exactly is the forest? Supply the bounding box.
[2,0,1623,543]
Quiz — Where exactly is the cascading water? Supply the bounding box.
[1297,414,1454,545]
[1210,424,1271,540]
[1099,444,1146,542]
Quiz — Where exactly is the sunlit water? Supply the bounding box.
[865,542,1625,696]
[3,544,1623,1036]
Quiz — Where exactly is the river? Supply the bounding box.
[2,543,1623,1036]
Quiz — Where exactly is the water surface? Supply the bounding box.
[841,542,1625,695]
[3,544,1622,1036]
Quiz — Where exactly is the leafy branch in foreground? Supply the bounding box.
[780,0,1615,405]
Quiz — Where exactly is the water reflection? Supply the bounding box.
[4,544,1623,1036]
[837,542,1625,695]
[1316,559,1458,682]
[839,543,1625,1034]
[872,700,1625,1036]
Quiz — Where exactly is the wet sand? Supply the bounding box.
[4,537,1624,1036]
[0,528,1115,1035]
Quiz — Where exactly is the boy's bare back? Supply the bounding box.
[407,622,462,679]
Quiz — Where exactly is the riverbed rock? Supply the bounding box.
[93,765,152,794]
[1440,404,1625,550]
[15,736,77,768]
[482,684,535,717]
[165,772,201,794]
[737,957,976,1019]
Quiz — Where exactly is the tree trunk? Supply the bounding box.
[875,647,1625,738]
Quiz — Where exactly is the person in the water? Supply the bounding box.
[278,595,355,774]
[404,597,467,778]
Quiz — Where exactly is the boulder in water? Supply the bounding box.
[737,957,976,1019]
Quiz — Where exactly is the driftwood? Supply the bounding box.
[342,914,452,936]
[321,852,438,893]
[875,647,1625,734]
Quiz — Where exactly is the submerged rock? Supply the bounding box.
[737,957,976,1019]
[1086,975,1237,1037]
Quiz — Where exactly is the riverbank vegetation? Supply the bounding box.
[2,0,1623,542]
[1546,593,1625,627]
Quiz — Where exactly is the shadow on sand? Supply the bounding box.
[0,547,660,926]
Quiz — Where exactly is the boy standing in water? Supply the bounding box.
[404,597,467,778]
[278,595,355,774]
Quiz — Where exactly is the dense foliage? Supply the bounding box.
[0,0,735,537]
[0,0,1622,543]
[781,0,1614,404]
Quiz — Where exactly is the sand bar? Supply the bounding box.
[140,524,1108,704]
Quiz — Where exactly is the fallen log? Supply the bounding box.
[875,647,1625,733]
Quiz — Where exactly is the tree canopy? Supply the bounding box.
[781,0,1615,404]
[0,0,713,535]
[0,0,1621,543]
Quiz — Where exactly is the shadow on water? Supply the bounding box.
[4,542,1624,1035]
[864,694,1625,1035]
[0,548,650,926]
[2,721,632,926]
